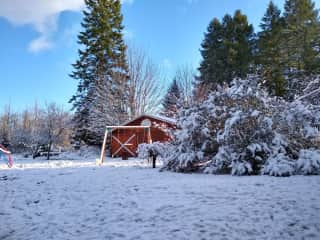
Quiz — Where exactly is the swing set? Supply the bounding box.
[98,125,152,164]
[0,145,13,168]
[97,114,176,165]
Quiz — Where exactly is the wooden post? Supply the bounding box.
[147,127,152,144]
[152,155,156,168]
[99,128,109,165]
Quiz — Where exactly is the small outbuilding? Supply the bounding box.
[99,114,176,161]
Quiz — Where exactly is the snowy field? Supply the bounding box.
[1,156,320,240]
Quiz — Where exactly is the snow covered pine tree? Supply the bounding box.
[70,0,129,145]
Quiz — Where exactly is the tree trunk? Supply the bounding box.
[32,144,39,159]
[47,142,52,160]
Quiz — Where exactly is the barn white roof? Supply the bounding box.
[121,114,176,126]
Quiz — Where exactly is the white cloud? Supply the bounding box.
[28,35,53,53]
[0,0,85,52]
[0,0,84,30]
[0,0,134,53]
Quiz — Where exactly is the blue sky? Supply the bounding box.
[0,0,319,111]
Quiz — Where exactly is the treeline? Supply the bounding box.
[196,0,320,100]
[154,0,320,122]
[70,0,320,146]
[0,103,71,156]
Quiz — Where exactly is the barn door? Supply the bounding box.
[112,133,137,157]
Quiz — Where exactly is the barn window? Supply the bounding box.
[141,119,152,127]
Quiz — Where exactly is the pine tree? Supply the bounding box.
[283,0,320,74]
[162,79,181,118]
[70,0,129,145]
[198,10,254,89]
[258,1,286,96]
[198,18,225,87]
[225,10,255,79]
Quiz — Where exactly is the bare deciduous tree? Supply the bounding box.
[41,103,71,160]
[174,64,196,107]
[0,105,14,146]
[0,103,72,158]
[127,45,166,118]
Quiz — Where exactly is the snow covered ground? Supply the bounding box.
[1,156,320,240]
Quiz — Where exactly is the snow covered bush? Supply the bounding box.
[161,75,320,176]
[203,77,276,175]
[163,76,274,174]
[161,97,217,172]
[296,149,320,175]
[137,142,168,159]
[261,100,320,176]
[261,154,296,177]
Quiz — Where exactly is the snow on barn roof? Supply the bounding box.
[121,114,176,126]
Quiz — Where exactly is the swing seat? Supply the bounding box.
[0,145,13,168]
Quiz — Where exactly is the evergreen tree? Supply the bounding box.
[258,1,286,96]
[225,11,255,79]
[162,79,181,118]
[198,18,225,87]
[198,10,254,89]
[70,0,129,145]
[283,0,320,74]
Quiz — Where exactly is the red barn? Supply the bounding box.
[101,114,176,160]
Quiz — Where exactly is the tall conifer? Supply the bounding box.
[70,0,129,145]
[198,10,254,89]
[258,1,286,96]
[283,0,320,74]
